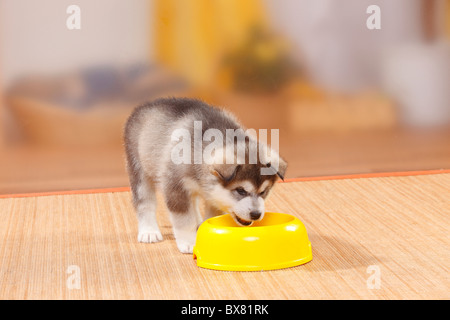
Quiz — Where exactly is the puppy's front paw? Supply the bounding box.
[176,239,195,254]
[138,231,163,243]
[173,228,196,254]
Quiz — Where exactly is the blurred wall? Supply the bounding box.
[263,0,427,92]
[0,0,152,88]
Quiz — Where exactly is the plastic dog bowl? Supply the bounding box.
[193,212,312,271]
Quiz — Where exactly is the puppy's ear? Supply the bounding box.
[210,164,240,184]
[277,157,288,181]
[265,157,287,181]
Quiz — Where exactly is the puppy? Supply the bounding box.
[124,97,287,253]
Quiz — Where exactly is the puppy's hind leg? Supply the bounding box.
[130,170,163,243]
[125,117,162,243]
[136,178,163,243]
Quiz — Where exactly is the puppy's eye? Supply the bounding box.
[235,187,248,196]
[259,189,267,196]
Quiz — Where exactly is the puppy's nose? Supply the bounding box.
[250,211,262,220]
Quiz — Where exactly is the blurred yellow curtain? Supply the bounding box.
[153,0,268,87]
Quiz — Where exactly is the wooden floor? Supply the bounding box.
[0,172,448,299]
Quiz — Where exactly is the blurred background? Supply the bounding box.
[0,0,449,195]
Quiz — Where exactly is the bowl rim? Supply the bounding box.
[204,212,298,230]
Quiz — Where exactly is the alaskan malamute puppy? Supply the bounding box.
[124,98,287,253]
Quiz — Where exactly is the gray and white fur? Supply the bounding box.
[124,97,287,253]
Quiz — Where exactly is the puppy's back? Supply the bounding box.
[124,97,241,182]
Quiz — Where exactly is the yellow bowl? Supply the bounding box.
[193,212,312,271]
